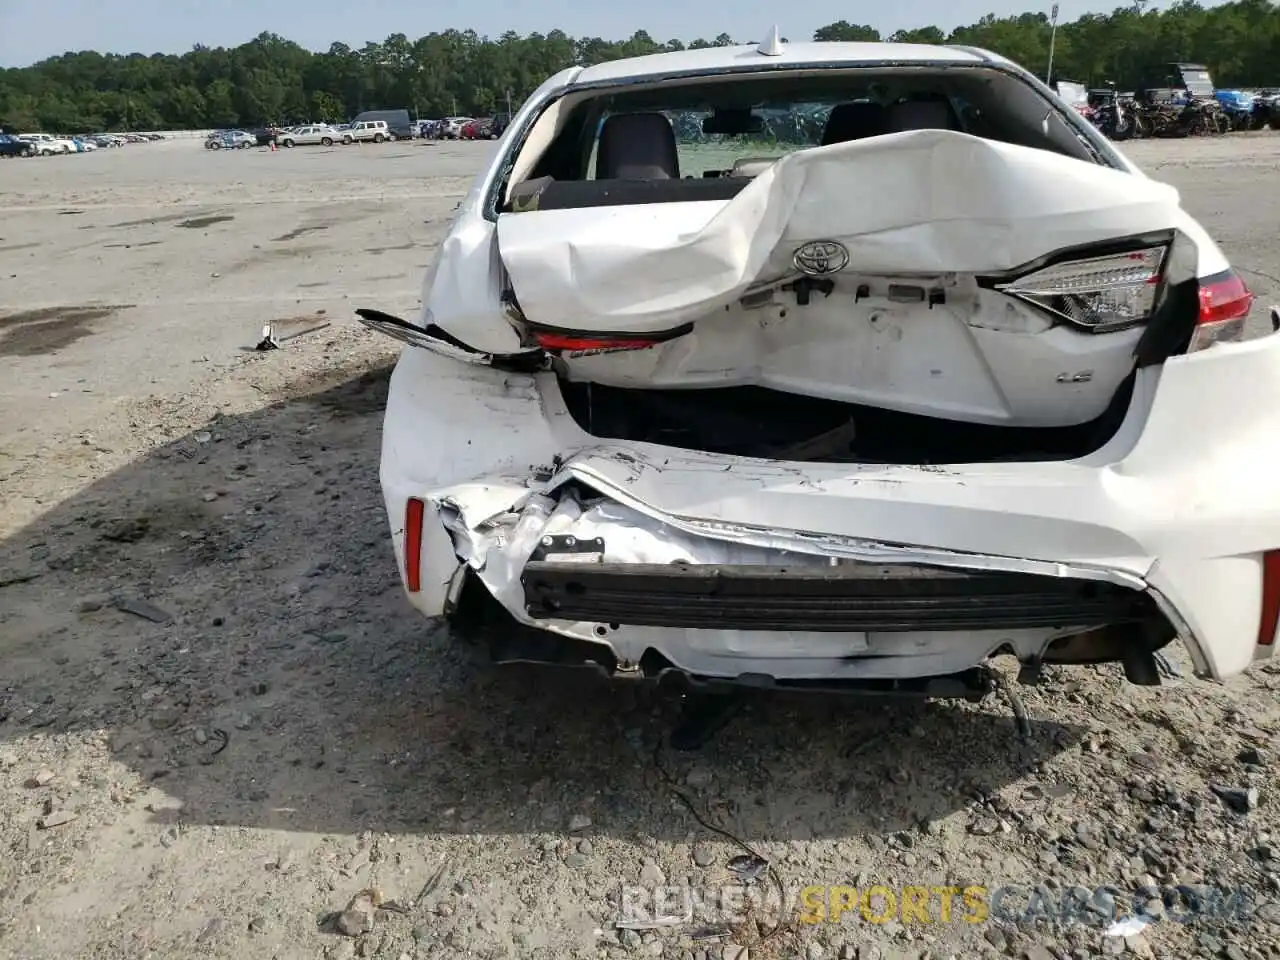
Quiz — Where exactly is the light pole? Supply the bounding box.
[1046,2,1060,84]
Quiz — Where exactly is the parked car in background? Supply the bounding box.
[462,117,509,139]
[18,133,76,155]
[205,130,257,150]
[0,133,34,157]
[359,38,1278,702]
[279,124,339,147]
[439,117,473,139]
[341,120,389,144]
[246,127,279,146]
[460,118,486,139]
[350,109,415,140]
[70,137,98,152]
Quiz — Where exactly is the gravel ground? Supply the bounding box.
[2,133,1280,960]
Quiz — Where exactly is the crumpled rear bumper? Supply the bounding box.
[379,332,1280,682]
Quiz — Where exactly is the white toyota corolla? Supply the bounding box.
[358,36,1280,699]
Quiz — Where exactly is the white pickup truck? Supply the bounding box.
[18,133,77,156]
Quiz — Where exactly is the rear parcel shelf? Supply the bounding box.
[505,175,751,212]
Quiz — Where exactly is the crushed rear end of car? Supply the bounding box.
[366,52,1280,697]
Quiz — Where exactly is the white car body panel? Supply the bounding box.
[573,41,986,85]
[381,335,1280,682]
[371,42,1276,688]
[498,132,1200,316]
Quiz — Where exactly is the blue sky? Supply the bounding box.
[3,0,1114,67]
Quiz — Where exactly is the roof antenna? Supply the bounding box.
[757,25,784,57]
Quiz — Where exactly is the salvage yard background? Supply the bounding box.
[2,134,1280,960]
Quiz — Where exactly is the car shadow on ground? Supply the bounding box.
[0,362,1084,843]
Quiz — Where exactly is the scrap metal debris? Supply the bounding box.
[725,854,769,885]
[615,910,692,931]
[112,595,174,624]
[334,887,383,937]
[252,318,332,352]
[993,669,1033,741]
[413,857,450,909]
[254,323,280,351]
[1154,650,1182,679]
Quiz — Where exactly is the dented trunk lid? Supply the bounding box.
[495,129,1185,334]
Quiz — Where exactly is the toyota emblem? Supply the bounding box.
[793,240,850,277]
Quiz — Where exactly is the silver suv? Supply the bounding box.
[342,120,389,144]
[279,125,338,147]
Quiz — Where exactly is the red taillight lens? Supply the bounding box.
[1259,551,1280,647]
[404,498,425,593]
[532,332,661,353]
[1189,270,1253,352]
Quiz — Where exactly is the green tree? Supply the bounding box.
[4,3,1280,132]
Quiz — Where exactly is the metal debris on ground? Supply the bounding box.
[334,887,383,937]
[993,669,1033,741]
[1154,650,1182,679]
[254,323,280,351]
[37,810,78,829]
[112,595,174,624]
[413,858,450,909]
[725,854,769,884]
[615,910,692,931]
[253,318,332,352]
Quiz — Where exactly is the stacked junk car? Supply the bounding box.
[356,34,1280,734]
[1061,61,1280,139]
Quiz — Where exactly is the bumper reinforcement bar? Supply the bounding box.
[521,562,1162,632]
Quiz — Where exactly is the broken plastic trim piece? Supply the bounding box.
[354,308,541,369]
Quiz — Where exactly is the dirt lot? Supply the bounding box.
[2,134,1280,960]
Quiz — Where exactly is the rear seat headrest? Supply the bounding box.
[596,113,680,180]
[885,97,961,132]
[821,102,888,145]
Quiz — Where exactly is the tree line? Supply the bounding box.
[2,0,1278,133]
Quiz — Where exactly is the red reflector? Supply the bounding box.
[1198,271,1253,325]
[1260,551,1280,647]
[533,332,660,352]
[404,498,425,594]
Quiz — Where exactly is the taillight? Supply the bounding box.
[532,332,662,353]
[404,498,425,593]
[1259,551,1280,648]
[997,245,1166,333]
[1189,269,1253,353]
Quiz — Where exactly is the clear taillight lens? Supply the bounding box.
[997,245,1166,333]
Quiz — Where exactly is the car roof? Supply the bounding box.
[573,41,999,86]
